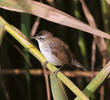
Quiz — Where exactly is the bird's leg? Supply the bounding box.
[43,61,48,67]
[54,65,63,75]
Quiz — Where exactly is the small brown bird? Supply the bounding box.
[33,30,86,71]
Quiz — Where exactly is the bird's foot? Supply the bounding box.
[54,66,63,75]
[44,61,48,67]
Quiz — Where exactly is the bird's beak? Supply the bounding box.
[31,37,36,40]
[31,36,38,40]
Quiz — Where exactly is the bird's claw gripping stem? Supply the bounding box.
[44,61,48,67]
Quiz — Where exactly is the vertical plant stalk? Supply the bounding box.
[0,65,10,100]
[80,1,108,100]
[74,1,110,100]
[42,65,51,100]
[99,59,107,100]
[80,0,108,61]
[91,40,96,79]
[73,0,86,88]
[80,0,96,80]
[21,13,31,100]
[100,84,104,100]
[30,17,40,37]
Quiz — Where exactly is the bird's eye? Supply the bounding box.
[38,37,44,40]
[38,37,41,39]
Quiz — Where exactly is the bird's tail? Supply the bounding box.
[71,59,87,71]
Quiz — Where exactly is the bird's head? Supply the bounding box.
[36,30,53,41]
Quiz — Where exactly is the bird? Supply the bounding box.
[33,30,86,71]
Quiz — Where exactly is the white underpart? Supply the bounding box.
[38,40,62,66]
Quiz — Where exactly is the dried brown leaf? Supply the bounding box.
[0,0,110,39]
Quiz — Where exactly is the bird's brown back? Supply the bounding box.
[47,37,73,65]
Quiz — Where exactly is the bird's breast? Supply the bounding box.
[39,44,62,66]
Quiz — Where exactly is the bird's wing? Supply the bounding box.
[49,38,87,71]
[49,38,72,65]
